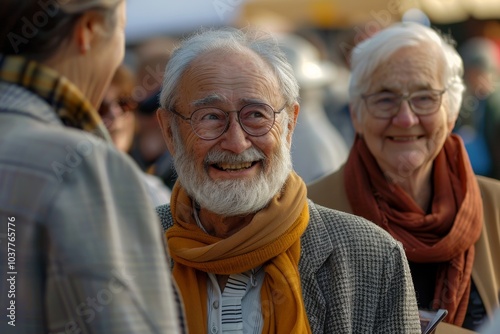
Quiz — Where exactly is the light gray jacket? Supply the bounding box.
[0,82,181,333]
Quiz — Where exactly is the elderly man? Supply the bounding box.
[156,28,421,333]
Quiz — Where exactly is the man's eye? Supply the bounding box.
[246,110,265,118]
[202,113,222,120]
[241,106,272,120]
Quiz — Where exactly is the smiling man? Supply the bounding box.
[156,27,421,334]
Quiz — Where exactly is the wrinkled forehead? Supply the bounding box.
[188,48,276,79]
[368,44,445,90]
[180,48,282,106]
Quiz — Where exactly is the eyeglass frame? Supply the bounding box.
[169,102,288,140]
[361,88,447,119]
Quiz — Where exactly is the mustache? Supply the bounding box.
[204,147,266,165]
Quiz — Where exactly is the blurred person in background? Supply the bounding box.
[0,0,183,332]
[480,307,500,334]
[277,33,348,184]
[134,91,177,189]
[454,37,500,179]
[129,39,178,189]
[308,22,500,332]
[99,64,171,205]
[100,64,137,152]
[323,23,383,148]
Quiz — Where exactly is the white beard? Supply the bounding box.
[172,124,292,217]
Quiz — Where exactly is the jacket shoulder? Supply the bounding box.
[307,166,351,212]
[307,200,399,250]
[477,176,500,217]
[0,109,121,180]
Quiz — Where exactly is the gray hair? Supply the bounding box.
[159,27,299,113]
[349,22,465,120]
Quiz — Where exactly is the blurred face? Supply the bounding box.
[136,113,168,164]
[98,84,136,152]
[163,49,296,216]
[464,67,496,98]
[352,45,455,179]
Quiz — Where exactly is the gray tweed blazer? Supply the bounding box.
[157,200,421,333]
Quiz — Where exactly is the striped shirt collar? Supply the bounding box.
[0,54,111,141]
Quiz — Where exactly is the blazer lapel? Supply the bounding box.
[298,200,334,333]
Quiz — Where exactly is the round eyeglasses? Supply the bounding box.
[169,103,286,140]
[361,89,447,119]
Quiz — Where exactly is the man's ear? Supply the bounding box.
[286,102,300,145]
[73,10,105,54]
[156,108,176,156]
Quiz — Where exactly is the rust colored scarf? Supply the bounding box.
[166,172,312,334]
[344,134,483,326]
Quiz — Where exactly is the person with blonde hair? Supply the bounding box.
[0,1,183,332]
[99,64,171,205]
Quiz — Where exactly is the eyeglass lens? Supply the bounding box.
[366,90,443,118]
[190,103,276,139]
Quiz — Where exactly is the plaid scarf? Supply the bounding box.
[0,54,110,141]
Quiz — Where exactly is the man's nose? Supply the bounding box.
[219,113,252,153]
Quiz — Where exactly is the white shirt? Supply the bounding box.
[193,205,265,334]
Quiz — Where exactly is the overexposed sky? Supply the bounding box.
[126,0,243,43]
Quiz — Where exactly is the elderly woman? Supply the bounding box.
[308,22,500,332]
[0,1,182,332]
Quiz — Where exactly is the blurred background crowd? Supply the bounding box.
[110,0,500,192]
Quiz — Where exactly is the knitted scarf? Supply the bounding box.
[166,172,312,333]
[344,134,483,325]
[0,54,111,142]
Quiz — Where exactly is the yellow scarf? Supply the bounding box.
[0,55,111,142]
[167,172,312,333]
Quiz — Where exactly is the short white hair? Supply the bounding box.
[160,27,299,113]
[349,22,465,120]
